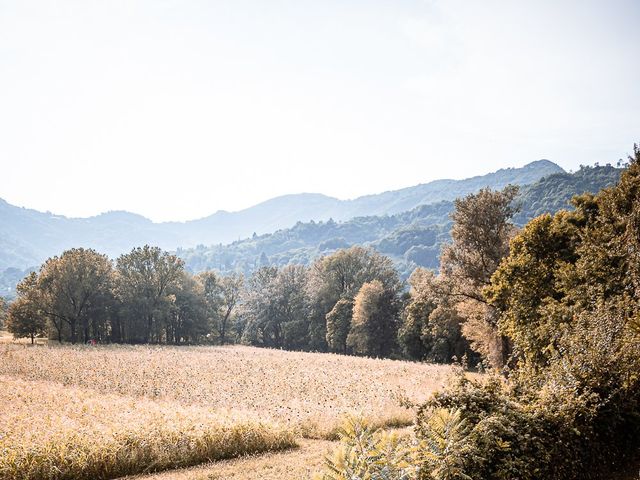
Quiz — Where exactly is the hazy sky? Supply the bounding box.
[1,1,639,222]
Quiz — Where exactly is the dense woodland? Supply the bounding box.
[318,145,640,480]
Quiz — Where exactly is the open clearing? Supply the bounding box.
[0,344,451,479]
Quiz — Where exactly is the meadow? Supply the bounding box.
[0,343,451,479]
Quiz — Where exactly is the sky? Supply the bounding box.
[1,1,639,222]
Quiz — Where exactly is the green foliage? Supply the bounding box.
[0,296,7,329]
[398,268,471,363]
[307,246,402,353]
[347,280,398,357]
[326,298,353,353]
[317,409,474,480]
[437,185,520,368]
[485,210,583,369]
[322,146,639,480]
[240,265,310,349]
[416,408,473,480]
[315,417,417,480]
[6,273,46,343]
[416,145,640,479]
[115,245,184,343]
[35,248,113,344]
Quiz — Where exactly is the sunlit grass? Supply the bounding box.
[0,344,450,438]
[0,344,451,479]
[0,376,296,480]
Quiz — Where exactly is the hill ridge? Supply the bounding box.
[0,159,564,275]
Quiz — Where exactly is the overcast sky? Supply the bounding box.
[1,1,639,222]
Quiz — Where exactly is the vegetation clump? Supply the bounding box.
[319,145,640,480]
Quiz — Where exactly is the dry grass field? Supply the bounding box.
[0,343,451,479]
[0,376,295,480]
[122,438,335,480]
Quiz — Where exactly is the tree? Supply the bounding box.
[326,298,353,353]
[485,210,583,369]
[36,248,113,344]
[308,246,401,352]
[347,280,398,357]
[441,185,520,301]
[486,145,640,371]
[398,268,438,360]
[164,272,208,344]
[0,297,7,330]
[241,266,283,347]
[6,273,46,343]
[219,273,243,344]
[196,271,225,342]
[197,271,244,344]
[115,245,184,343]
[240,265,309,349]
[399,268,470,363]
[439,186,520,368]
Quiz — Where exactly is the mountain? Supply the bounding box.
[0,160,564,274]
[178,165,622,280]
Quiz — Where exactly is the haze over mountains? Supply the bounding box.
[179,163,622,280]
[0,160,563,272]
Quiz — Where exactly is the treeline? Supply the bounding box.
[4,240,472,362]
[6,246,241,345]
[7,181,531,370]
[318,146,640,480]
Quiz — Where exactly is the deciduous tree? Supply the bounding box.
[115,245,184,343]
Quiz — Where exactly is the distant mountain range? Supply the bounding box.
[0,159,563,273]
[178,165,622,280]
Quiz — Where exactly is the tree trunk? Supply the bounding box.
[220,307,232,345]
[83,319,89,344]
[145,314,153,343]
[70,320,77,344]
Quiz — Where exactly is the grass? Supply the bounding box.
[121,438,336,480]
[0,330,47,345]
[0,344,451,479]
[0,344,450,438]
[0,376,295,480]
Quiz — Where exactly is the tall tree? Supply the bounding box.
[326,298,353,353]
[241,265,309,349]
[36,248,113,344]
[485,209,583,369]
[439,185,519,368]
[196,271,224,341]
[399,268,440,360]
[219,273,243,344]
[0,297,7,330]
[164,272,208,344]
[308,246,401,352]
[240,266,281,347]
[347,280,398,357]
[115,245,184,343]
[487,144,640,371]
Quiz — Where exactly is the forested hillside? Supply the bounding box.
[0,160,561,272]
[0,163,619,298]
[179,165,622,279]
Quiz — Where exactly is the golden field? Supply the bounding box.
[0,343,451,479]
[0,376,295,480]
